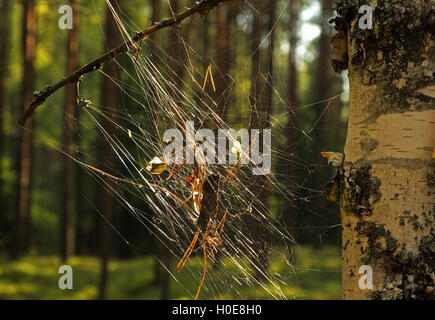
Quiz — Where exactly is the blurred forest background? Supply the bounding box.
[0,0,348,299]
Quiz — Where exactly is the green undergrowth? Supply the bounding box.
[0,245,341,300]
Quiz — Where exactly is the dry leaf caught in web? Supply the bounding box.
[321,152,344,167]
[144,156,167,175]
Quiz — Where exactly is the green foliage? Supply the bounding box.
[0,245,340,299]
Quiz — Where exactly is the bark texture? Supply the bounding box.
[215,5,231,121]
[61,0,79,263]
[245,1,271,276]
[331,0,435,299]
[285,0,300,263]
[312,0,335,248]
[14,0,36,258]
[98,0,122,300]
[151,0,160,44]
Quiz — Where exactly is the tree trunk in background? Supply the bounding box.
[315,0,334,102]
[332,0,435,299]
[264,0,276,111]
[74,96,88,255]
[215,5,231,121]
[14,0,36,259]
[74,150,88,255]
[168,0,183,83]
[61,0,79,263]
[248,5,261,118]
[74,109,89,255]
[98,0,122,300]
[202,6,210,65]
[150,0,164,291]
[246,1,270,277]
[0,0,10,242]
[317,0,342,152]
[151,0,160,44]
[285,0,300,263]
[200,4,211,117]
[152,0,188,299]
[312,0,334,247]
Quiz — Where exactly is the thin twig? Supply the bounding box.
[17,0,244,126]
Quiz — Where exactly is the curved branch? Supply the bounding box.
[17,0,244,126]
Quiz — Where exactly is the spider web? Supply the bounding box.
[33,0,344,299]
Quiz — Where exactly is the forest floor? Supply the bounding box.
[0,245,341,300]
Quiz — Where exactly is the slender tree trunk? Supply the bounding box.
[74,114,88,255]
[199,4,211,119]
[312,0,334,248]
[315,0,334,103]
[153,0,187,299]
[317,0,342,151]
[316,0,339,148]
[151,0,160,44]
[149,0,164,287]
[168,0,183,82]
[0,0,10,239]
[285,0,300,263]
[246,1,270,276]
[202,7,210,63]
[331,0,435,299]
[61,0,79,263]
[210,2,236,269]
[264,0,276,111]
[74,161,87,255]
[74,102,87,255]
[248,5,262,124]
[148,0,182,299]
[98,0,122,300]
[215,5,231,121]
[14,0,36,259]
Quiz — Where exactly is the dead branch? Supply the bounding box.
[17,0,244,126]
